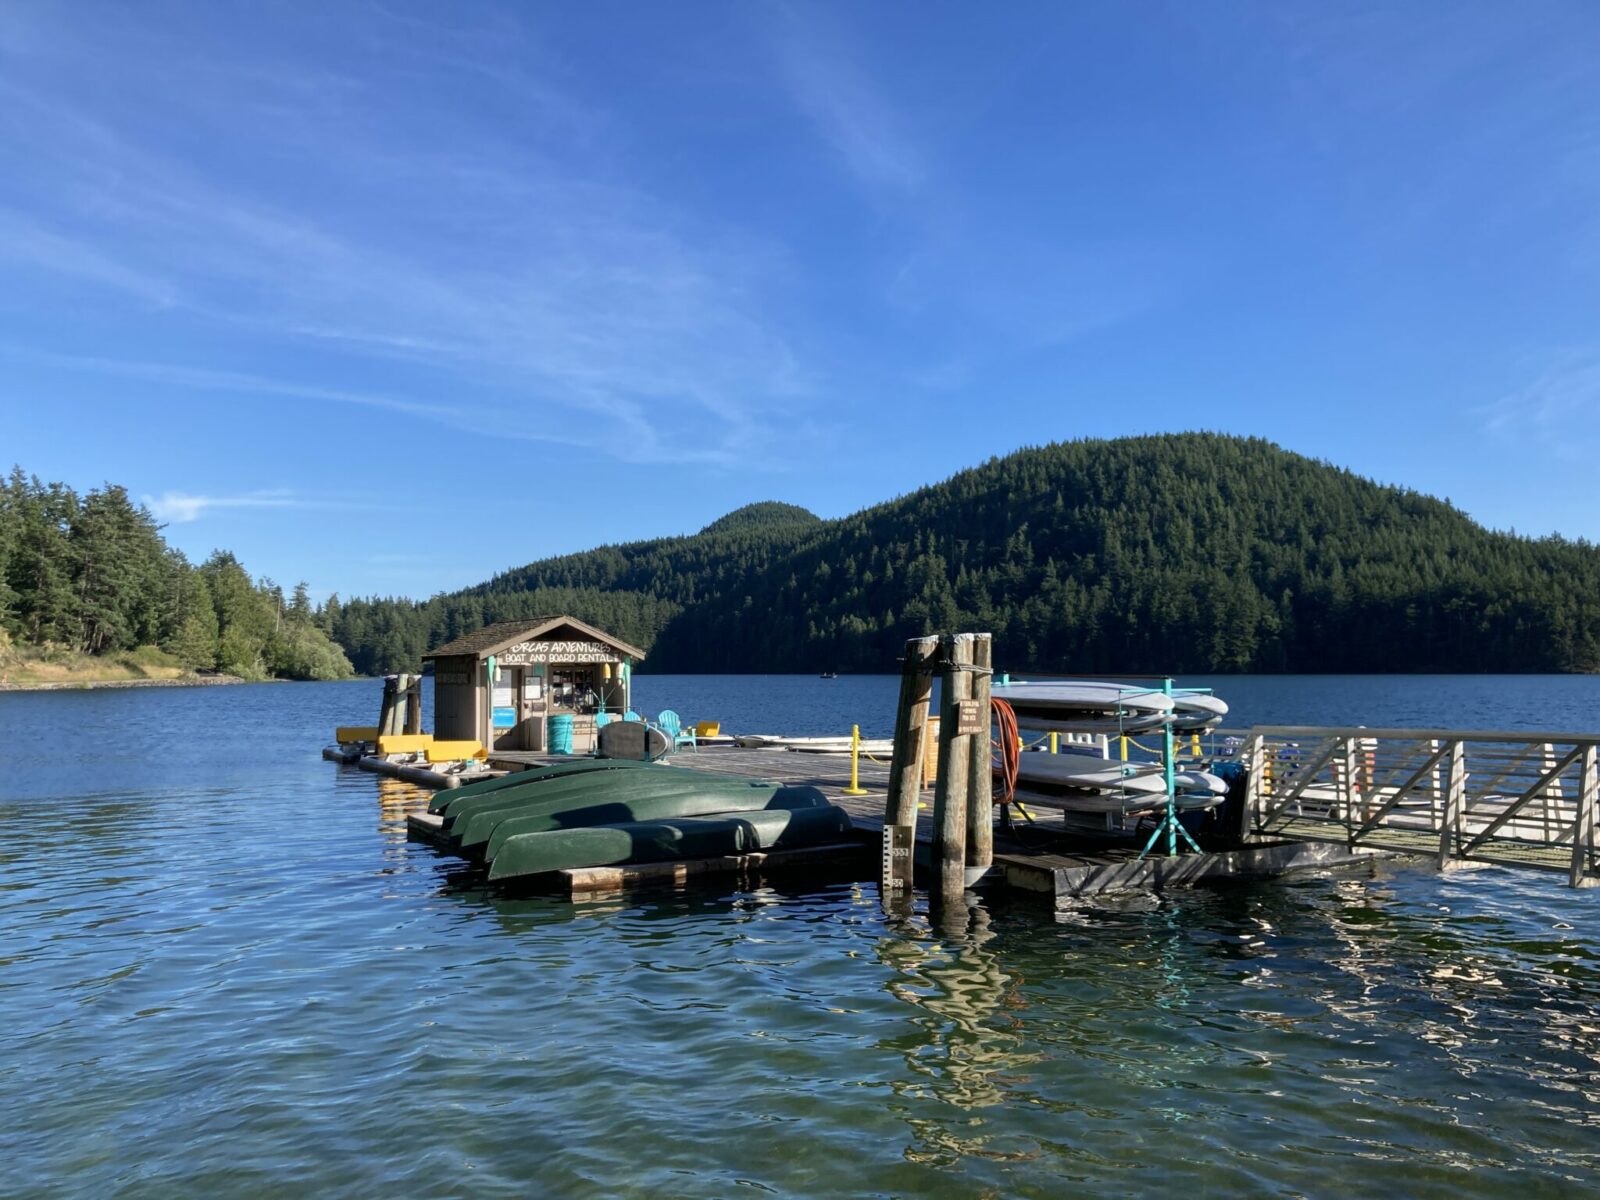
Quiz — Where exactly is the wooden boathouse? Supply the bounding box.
[423,616,645,756]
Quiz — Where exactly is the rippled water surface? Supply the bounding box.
[4,676,1600,1197]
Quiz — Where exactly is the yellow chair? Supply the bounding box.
[695,721,721,737]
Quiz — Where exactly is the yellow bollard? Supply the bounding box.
[1191,734,1200,760]
[841,723,869,796]
[1050,732,1059,755]
[1119,736,1129,761]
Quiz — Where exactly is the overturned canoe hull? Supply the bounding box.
[450,773,783,852]
[437,763,776,828]
[481,785,830,862]
[429,758,656,813]
[487,804,855,883]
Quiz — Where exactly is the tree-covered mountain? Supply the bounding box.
[0,468,353,681]
[700,501,822,536]
[330,434,1600,675]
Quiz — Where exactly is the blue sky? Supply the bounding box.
[3,1,1599,600]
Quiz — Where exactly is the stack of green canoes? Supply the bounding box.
[425,759,854,883]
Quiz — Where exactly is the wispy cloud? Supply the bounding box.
[144,489,302,523]
[0,17,813,469]
[762,5,922,196]
[143,487,411,524]
[6,345,479,421]
[1482,353,1600,456]
[0,207,177,306]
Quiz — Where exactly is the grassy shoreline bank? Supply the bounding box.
[0,673,248,692]
[0,644,248,691]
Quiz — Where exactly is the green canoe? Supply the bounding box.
[450,774,783,853]
[428,758,657,813]
[480,785,829,863]
[438,763,699,826]
[487,804,856,883]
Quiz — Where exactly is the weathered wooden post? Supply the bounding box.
[403,674,423,735]
[965,633,993,885]
[933,633,975,902]
[1438,739,1467,871]
[379,674,418,737]
[1232,732,1265,844]
[881,636,938,892]
[1571,744,1598,889]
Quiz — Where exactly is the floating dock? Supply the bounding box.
[348,626,1600,906]
[400,745,1377,904]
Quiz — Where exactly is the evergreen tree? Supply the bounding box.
[322,436,1600,675]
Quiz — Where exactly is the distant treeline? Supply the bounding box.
[0,468,352,681]
[328,434,1600,676]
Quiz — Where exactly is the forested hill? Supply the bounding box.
[329,434,1600,675]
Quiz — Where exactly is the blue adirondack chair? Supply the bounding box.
[654,709,697,753]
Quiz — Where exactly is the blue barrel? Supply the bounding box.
[548,713,575,755]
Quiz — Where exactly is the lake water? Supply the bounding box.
[4,675,1600,1197]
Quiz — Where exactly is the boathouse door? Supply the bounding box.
[490,665,523,751]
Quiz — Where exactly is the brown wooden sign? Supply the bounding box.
[955,698,985,736]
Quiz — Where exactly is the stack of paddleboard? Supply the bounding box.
[994,680,1228,735]
[1009,749,1229,816]
[995,680,1230,819]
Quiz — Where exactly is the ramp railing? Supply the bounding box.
[1236,726,1600,888]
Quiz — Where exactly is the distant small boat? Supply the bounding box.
[820,671,838,679]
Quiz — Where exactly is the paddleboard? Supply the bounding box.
[993,681,1175,715]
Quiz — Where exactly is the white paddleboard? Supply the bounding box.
[994,681,1175,715]
[1013,754,1163,790]
[1013,757,1227,798]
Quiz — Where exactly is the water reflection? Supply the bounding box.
[10,679,1600,1197]
[872,898,1044,1165]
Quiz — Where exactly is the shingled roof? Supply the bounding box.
[423,615,646,661]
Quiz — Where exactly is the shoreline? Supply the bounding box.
[0,673,249,693]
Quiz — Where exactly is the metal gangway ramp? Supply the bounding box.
[1238,726,1600,888]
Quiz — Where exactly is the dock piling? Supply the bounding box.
[882,636,938,893]
[964,633,993,885]
[933,633,975,903]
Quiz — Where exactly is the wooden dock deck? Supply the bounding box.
[396,746,1377,905]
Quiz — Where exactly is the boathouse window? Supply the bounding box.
[549,667,599,712]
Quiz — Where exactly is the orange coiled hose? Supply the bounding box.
[991,697,1020,805]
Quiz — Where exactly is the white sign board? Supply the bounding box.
[496,639,618,665]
